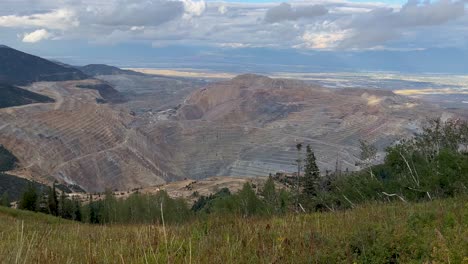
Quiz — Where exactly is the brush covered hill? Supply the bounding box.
[0,45,88,85]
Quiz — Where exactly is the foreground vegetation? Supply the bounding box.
[0,118,466,262]
[0,197,466,263]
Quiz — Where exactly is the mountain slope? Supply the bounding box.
[0,83,54,109]
[78,64,144,76]
[0,45,88,85]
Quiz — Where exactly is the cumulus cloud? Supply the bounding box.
[0,9,78,30]
[0,0,466,52]
[183,0,206,17]
[339,0,466,48]
[265,3,328,23]
[22,29,52,43]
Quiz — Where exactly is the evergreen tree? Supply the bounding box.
[303,145,320,197]
[0,192,10,207]
[59,191,74,219]
[19,182,38,211]
[72,198,82,221]
[47,182,58,216]
[88,195,99,224]
[37,188,49,213]
[295,143,303,210]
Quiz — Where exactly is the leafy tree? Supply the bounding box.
[238,183,264,217]
[278,189,292,214]
[261,175,278,214]
[358,140,377,179]
[262,176,277,203]
[192,188,231,213]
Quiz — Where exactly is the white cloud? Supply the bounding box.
[183,0,206,17]
[0,9,78,30]
[22,29,52,43]
[131,26,145,31]
[218,5,228,15]
[301,31,348,49]
[218,42,251,48]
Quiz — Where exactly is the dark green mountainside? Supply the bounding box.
[0,45,88,85]
[0,83,54,109]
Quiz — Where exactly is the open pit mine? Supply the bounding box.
[0,47,458,192]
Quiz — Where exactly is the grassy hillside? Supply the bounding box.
[0,198,466,263]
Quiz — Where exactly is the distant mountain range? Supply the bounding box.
[0,45,129,106]
[77,64,144,77]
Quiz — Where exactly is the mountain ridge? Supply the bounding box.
[78,64,145,77]
[0,45,88,85]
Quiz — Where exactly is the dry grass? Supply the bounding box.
[0,198,467,263]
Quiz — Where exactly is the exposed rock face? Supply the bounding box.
[0,80,180,192]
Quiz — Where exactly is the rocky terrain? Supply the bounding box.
[0,79,181,192]
[0,48,460,193]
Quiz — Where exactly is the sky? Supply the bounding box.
[0,0,467,73]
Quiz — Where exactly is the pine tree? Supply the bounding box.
[19,182,38,211]
[37,188,49,213]
[72,198,82,221]
[47,182,58,216]
[88,195,98,224]
[303,145,320,197]
[295,143,303,210]
[59,191,73,219]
